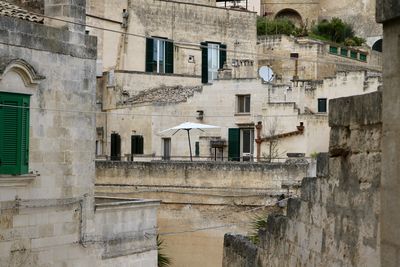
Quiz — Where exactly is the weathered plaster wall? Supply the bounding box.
[223,91,382,266]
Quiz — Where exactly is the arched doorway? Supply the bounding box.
[275,8,303,27]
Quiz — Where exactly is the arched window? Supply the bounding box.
[372,39,383,52]
[0,59,44,175]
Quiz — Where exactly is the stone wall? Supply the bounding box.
[376,2,400,266]
[258,35,382,83]
[260,0,382,40]
[223,91,382,266]
[96,160,308,267]
[0,7,159,267]
[96,161,309,193]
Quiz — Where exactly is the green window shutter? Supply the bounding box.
[359,53,367,62]
[201,42,208,84]
[0,92,30,175]
[350,51,357,59]
[165,40,174,74]
[228,128,240,161]
[329,46,338,54]
[340,48,348,57]
[219,44,227,69]
[145,38,154,72]
[21,96,30,174]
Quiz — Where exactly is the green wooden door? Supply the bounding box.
[228,128,240,161]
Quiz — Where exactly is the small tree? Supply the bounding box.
[262,118,282,162]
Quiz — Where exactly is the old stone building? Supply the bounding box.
[223,91,382,267]
[260,0,382,48]
[258,35,382,83]
[0,0,159,266]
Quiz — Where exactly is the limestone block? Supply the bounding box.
[329,126,350,157]
[0,215,13,230]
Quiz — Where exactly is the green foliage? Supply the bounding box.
[248,213,268,245]
[310,152,319,159]
[311,18,365,46]
[157,235,171,267]
[257,17,303,36]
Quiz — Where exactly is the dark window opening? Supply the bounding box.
[318,98,327,113]
[110,132,121,161]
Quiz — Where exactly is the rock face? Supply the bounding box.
[223,91,382,267]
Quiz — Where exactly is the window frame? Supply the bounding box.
[317,98,327,113]
[236,94,251,114]
[146,37,174,74]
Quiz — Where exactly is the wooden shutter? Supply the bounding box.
[219,44,227,69]
[21,96,30,174]
[201,42,208,84]
[0,92,30,175]
[228,128,240,161]
[145,38,154,72]
[165,40,174,74]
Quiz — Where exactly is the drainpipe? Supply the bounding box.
[255,121,263,162]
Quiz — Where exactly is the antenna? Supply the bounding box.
[259,66,274,82]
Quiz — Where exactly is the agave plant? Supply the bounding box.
[248,213,268,245]
[157,235,171,267]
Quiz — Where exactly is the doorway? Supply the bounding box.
[163,138,171,160]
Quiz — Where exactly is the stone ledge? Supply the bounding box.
[0,174,36,187]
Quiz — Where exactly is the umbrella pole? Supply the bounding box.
[187,129,193,162]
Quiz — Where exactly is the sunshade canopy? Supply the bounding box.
[159,122,220,134]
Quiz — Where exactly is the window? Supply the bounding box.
[0,92,30,175]
[329,46,338,54]
[350,51,357,59]
[145,37,174,74]
[359,53,367,62]
[318,98,327,113]
[340,48,348,57]
[237,95,251,113]
[201,42,227,83]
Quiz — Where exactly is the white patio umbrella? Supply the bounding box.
[159,122,220,161]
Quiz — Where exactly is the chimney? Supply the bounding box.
[44,0,86,32]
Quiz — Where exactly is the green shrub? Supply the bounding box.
[257,17,303,36]
[311,18,365,46]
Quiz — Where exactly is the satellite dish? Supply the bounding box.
[259,66,274,82]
